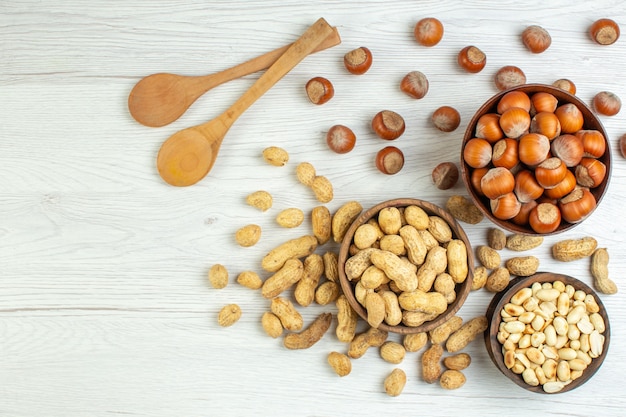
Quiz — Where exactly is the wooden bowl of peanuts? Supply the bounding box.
[337,198,474,334]
[485,272,610,394]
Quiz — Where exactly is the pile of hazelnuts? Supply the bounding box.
[303,16,621,184]
[462,88,609,234]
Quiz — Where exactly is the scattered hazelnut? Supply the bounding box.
[432,106,461,132]
[305,77,334,105]
[589,18,620,45]
[432,162,459,190]
[400,71,429,99]
[458,46,486,73]
[414,17,444,46]
[372,110,406,140]
[326,125,356,154]
[494,66,526,91]
[344,47,373,75]
[552,79,576,95]
[376,146,404,175]
[592,91,621,116]
[521,25,551,53]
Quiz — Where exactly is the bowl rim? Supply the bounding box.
[484,271,610,394]
[460,83,612,236]
[337,197,474,334]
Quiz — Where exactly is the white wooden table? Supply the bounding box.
[2,1,625,416]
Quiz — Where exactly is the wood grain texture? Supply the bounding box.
[2,1,626,416]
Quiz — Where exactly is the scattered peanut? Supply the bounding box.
[506,256,540,277]
[311,175,334,203]
[471,266,488,291]
[284,312,332,350]
[384,368,407,397]
[336,295,358,342]
[296,162,316,186]
[380,341,406,364]
[477,245,501,269]
[486,267,510,292]
[315,281,341,305]
[327,351,352,377]
[590,248,618,294]
[440,369,466,389]
[276,208,305,228]
[552,237,598,262]
[262,146,289,166]
[261,235,318,272]
[261,258,304,299]
[270,297,303,331]
[487,228,506,250]
[217,304,241,327]
[506,234,544,251]
[294,254,324,307]
[429,316,463,345]
[446,316,488,353]
[261,312,283,338]
[445,195,484,224]
[311,205,332,244]
[323,251,339,282]
[235,224,262,247]
[236,270,262,290]
[245,190,273,211]
[403,332,428,352]
[332,201,363,243]
[443,353,471,370]
[422,343,444,383]
[208,264,229,289]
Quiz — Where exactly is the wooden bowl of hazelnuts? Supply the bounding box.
[337,198,474,334]
[460,84,612,235]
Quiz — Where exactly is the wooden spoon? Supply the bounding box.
[129,26,341,128]
[156,18,335,187]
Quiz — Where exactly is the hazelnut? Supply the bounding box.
[432,162,459,190]
[344,47,373,75]
[372,110,406,140]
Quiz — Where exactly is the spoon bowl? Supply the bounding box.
[156,18,335,187]
[129,27,341,127]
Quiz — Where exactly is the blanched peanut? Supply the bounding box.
[496,279,607,392]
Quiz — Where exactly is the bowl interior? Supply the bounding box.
[337,198,474,334]
[461,84,612,235]
[484,272,610,394]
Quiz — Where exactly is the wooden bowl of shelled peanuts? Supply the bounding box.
[337,198,474,334]
[460,84,612,235]
[485,272,610,394]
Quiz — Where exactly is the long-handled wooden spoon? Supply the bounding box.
[129,26,341,127]
[156,18,334,187]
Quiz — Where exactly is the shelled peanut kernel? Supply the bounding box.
[497,280,606,393]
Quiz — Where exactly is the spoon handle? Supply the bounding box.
[194,26,341,95]
[201,18,335,134]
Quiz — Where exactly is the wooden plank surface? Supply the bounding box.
[1,1,625,416]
